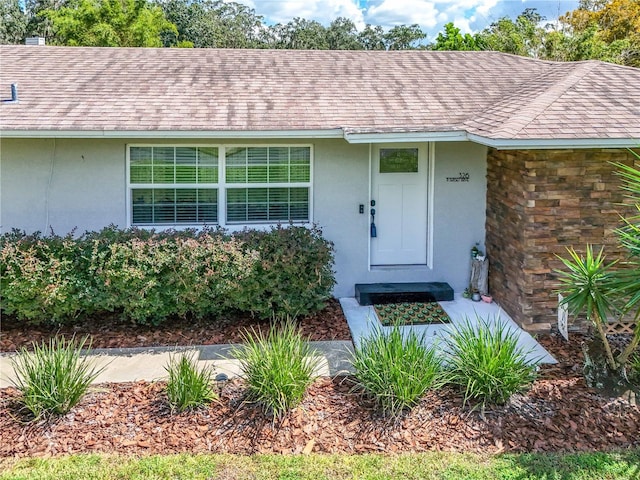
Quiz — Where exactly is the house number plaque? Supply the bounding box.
[446,172,470,182]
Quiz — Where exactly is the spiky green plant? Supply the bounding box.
[231,320,321,419]
[10,336,104,419]
[556,245,619,369]
[351,322,443,417]
[164,351,216,412]
[443,317,538,408]
[557,152,640,371]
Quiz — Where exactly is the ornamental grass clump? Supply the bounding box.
[10,336,104,419]
[232,320,321,419]
[351,323,443,417]
[164,351,216,412]
[443,317,538,409]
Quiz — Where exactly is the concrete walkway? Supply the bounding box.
[0,341,355,388]
[339,295,556,365]
[0,295,555,388]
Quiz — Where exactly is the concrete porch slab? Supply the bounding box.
[339,295,556,365]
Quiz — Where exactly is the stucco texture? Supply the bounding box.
[1,138,486,298]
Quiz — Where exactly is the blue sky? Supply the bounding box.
[234,0,580,40]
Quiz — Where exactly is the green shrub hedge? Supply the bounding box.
[0,225,335,326]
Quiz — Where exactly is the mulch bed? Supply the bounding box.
[1,304,639,458]
[0,299,351,352]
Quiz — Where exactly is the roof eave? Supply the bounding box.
[343,130,469,143]
[467,133,640,150]
[0,128,345,139]
[1,128,638,150]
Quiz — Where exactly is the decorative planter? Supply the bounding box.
[481,294,493,303]
[471,292,481,302]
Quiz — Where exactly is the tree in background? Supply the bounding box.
[430,22,480,51]
[326,17,362,50]
[0,0,27,44]
[39,0,176,46]
[159,0,265,48]
[357,24,386,50]
[270,18,329,50]
[1,0,637,66]
[429,1,638,67]
[24,0,68,40]
[475,8,547,58]
[560,0,640,66]
[383,24,426,50]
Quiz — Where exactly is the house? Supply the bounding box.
[1,45,639,332]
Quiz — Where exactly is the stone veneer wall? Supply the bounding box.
[486,148,639,333]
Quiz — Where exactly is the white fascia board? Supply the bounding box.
[343,131,468,144]
[467,133,640,150]
[0,129,345,139]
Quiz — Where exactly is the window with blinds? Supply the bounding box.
[225,146,310,223]
[129,146,219,225]
[128,145,311,227]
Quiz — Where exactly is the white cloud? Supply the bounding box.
[366,0,440,29]
[364,0,502,38]
[233,0,365,29]
[227,0,579,40]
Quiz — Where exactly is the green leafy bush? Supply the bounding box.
[351,323,443,417]
[0,230,92,324]
[232,321,321,419]
[165,351,216,412]
[234,225,335,319]
[91,236,178,324]
[86,226,254,324]
[10,336,104,419]
[0,225,335,326]
[443,317,538,408]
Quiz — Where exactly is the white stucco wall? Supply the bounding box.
[1,137,486,296]
[313,140,487,296]
[0,138,127,234]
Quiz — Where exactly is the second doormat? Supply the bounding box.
[374,302,451,326]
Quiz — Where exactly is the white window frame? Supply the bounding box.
[126,144,314,230]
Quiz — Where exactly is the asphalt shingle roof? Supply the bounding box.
[1,46,639,142]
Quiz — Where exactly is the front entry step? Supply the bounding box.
[355,282,454,306]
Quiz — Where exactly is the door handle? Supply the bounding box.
[370,207,377,238]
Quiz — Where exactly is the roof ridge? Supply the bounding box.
[487,61,600,138]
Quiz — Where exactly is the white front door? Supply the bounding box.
[371,145,428,265]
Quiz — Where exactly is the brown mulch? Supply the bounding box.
[0,299,351,352]
[1,375,638,458]
[1,309,639,458]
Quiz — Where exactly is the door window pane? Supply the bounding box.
[379,148,418,173]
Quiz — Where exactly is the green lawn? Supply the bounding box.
[1,451,639,480]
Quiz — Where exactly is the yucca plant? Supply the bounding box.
[231,320,321,419]
[351,322,443,417]
[556,245,619,369]
[10,336,104,419]
[557,154,640,372]
[443,317,538,408]
[165,351,216,412]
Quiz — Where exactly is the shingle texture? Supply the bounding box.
[1,46,639,140]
